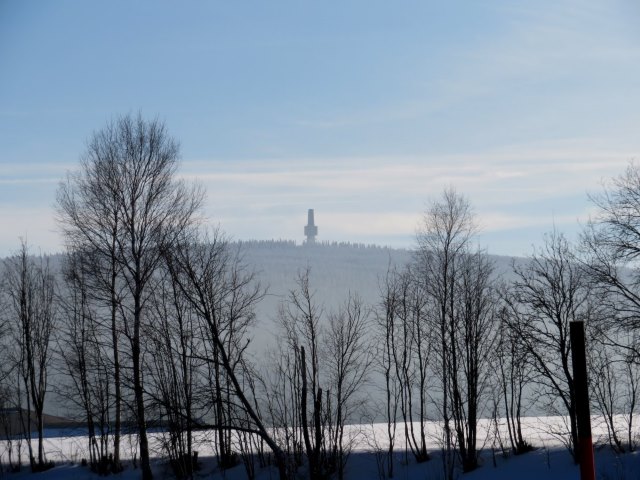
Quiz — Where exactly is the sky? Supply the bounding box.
[1,0,640,257]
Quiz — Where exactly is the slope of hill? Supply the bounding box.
[238,240,518,352]
[238,241,411,348]
[1,240,520,418]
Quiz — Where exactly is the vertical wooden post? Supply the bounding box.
[570,321,595,480]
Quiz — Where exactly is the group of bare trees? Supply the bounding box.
[377,190,498,479]
[6,114,372,480]
[261,269,372,480]
[374,171,640,479]
[53,114,204,479]
[579,163,640,453]
[0,242,56,472]
[2,114,640,480]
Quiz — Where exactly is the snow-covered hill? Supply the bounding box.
[1,240,522,418]
[233,240,517,353]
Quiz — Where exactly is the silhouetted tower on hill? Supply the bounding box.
[304,209,318,244]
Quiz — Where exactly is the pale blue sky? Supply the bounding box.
[1,1,639,256]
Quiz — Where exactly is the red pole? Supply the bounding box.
[570,321,595,480]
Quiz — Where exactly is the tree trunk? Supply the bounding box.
[111,259,122,472]
[133,312,152,480]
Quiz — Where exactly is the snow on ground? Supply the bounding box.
[1,416,639,479]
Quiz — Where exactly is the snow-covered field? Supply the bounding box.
[1,416,639,479]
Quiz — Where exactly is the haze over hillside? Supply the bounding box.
[235,240,518,351]
[1,239,522,418]
[2,238,521,344]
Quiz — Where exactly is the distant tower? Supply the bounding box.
[304,209,318,244]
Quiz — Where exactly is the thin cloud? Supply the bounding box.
[0,206,60,256]
[177,139,639,254]
[0,178,60,185]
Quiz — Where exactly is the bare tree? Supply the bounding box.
[494,304,533,455]
[589,327,640,453]
[146,266,204,478]
[415,187,479,477]
[323,294,372,480]
[0,271,20,472]
[375,268,402,478]
[57,129,126,471]
[448,250,498,472]
[277,268,326,480]
[57,114,204,479]
[581,162,640,357]
[2,240,56,471]
[0,382,24,472]
[57,250,115,472]
[380,265,431,465]
[505,230,596,461]
[262,346,305,477]
[579,163,640,454]
[164,229,296,479]
[273,269,372,480]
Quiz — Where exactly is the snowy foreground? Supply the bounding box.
[1,416,639,479]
